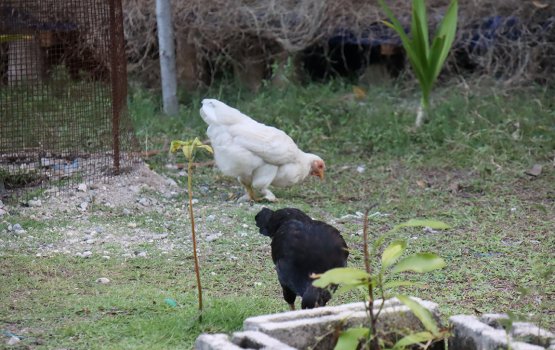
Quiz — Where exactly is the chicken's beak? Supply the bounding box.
[312,168,324,180]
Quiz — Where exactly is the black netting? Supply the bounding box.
[0,0,138,197]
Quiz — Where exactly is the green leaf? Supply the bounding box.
[393,331,436,349]
[395,219,451,230]
[312,267,370,288]
[396,295,440,336]
[334,327,370,350]
[381,239,407,268]
[336,284,365,295]
[411,0,430,64]
[392,253,446,274]
[432,0,458,80]
[171,138,213,160]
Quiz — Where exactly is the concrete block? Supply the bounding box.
[449,315,546,350]
[244,297,440,349]
[231,330,297,350]
[195,299,552,350]
[480,313,555,347]
[511,322,555,347]
[195,333,243,350]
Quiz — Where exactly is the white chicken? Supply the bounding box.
[199,99,325,202]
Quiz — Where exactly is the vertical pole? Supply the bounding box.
[156,0,179,116]
[109,0,127,173]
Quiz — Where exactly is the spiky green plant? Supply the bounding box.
[379,0,458,128]
[170,138,213,319]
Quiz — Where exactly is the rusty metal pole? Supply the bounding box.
[108,0,127,174]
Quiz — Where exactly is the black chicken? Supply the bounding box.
[255,207,349,310]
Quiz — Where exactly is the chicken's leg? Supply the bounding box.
[281,285,297,311]
[259,188,277,202]
[238,180,259,202]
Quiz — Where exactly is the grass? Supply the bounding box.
[1,77,554,349]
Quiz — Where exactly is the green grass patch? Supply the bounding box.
[1,78,553,348]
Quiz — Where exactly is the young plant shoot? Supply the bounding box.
[313,214,450,350]
[379,0,458,128]
[170,138,213,319]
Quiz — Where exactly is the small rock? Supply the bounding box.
[78,251,92,258]
[28,199,42,207]
[6,336,20,346]
[0,199,4,208]
[128,222,137,228]
[356,165,366,173]
[85,239,96,244]
[102,255,111,260]
[525,164,543,177]
[138,198,151,207]
[79,202,89,211]
[0,208,5,217]
[206,232,222,242]
[122,208,132,216]
[77,183,88,192]
[206,214,216,222]
[165,178,178,187]
[152,233,168,240]
[135,251,147,257]
[10,223,26,234]
[191,199,199,205]
[96,277,110,284]
[94,226,104,234]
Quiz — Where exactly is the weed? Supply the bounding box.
[170,138,214,320]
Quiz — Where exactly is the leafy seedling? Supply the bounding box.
[170,138,213,320]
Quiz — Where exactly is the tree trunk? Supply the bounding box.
[156,0,178,116]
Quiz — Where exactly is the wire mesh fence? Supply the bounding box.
[0,0,138,198]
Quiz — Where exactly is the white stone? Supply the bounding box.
[77,183,88,192]
[28,199,42,207]
[96,277,110,284]
[79,202,89,211]
[6,336,20,346]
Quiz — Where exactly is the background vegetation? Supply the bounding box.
[1,76,554,349]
